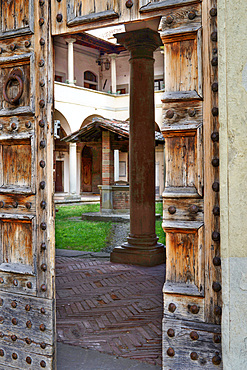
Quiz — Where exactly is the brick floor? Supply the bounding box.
[56,257,165,367]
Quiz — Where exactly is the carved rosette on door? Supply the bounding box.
[0,0,55,369]
[161,0,222,368]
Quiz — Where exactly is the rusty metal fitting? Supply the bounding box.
[167,347,175,357]
[26,202,32,209]
[213,256,221,266]
[25,121,32,128]
[40,38,46,46]
[212,107,219,116]
[190,352,198,360]
[40,324,46,331]
[41,243,47,251]
[13,280,18,286]
[25,40,31,48]
[188,108,196,117]
[167,328,175,337]
[0,278,3,284]
[213,334,221,343]
[212,282,221,292]
[41,342,47,349]
[125,0,133,8]
[40,181,46,189]
[168,303,176,313]
[211,57,218,66]
[189,204,199,214]
[26,337,32,345]
[11,301,17,308]
[189,305,199,314]
[168,206,176,214]
[12,353,18,360]
[41,307,46,314]
[11,122,17,130]
[166,109,174,119]
[39,0,45,5]
[12,318,18,325]
[40,160,46,168]
[56,14,63,22]
[41,201,46,209]
[12,201,18,208]
[26,357,32,364]
[210,7,217,17]
[40,360,47,368]
[25,304,31,311]
[11,335,17,341]
[39,119,45,128]
[190,331,199,340]
[41,222,47,230]
[26,320,32,329]
[211,82,218,92]
[212,353,221,365]
[27,282,32,289]
[212,231,220,241]
[166,15,174,24]
[214,306,222,316]
[39,59,45,67]
[40,140,46,148]
[39,18,45,26]
[188,10,196,20]
[211,32,217,42]
[0,201,4,208]
[211,132,219,142]
[212,158,219,167]
[10,44,17,51]
[39,100,45,108]
[41,284,47,292]
[0,299,3,306]
[41,264,47,272]
[212,182,220,192]
[0,349,4,356]
[40,79,46,87]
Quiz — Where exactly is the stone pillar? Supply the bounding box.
[110,28,165,266]
[100,130,114,212]
[114,149,119,182]
[110,54,117,94]
[66,38,76,85]
[69,142,77,197]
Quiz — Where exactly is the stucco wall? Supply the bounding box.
[218,0,247,368]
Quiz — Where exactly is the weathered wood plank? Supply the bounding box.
[162,101,202,132]
[140,0,202,13]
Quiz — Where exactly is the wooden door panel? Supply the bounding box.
[0,0,34,37]
[0,0,55,368]
[82,157,92,192]
[67,0,120,27]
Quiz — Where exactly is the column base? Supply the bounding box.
[110,242,165,267]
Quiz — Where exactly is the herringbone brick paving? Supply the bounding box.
[56,257,165,367]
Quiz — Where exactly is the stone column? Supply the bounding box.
[66,38,76,85]
[114,149,120,182]
[69,142,77,197]
[110,54,117,94]
[99,130,114,212]
[110,28,165,266]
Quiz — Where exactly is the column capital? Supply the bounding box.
[114,28,162,58]
[65,38,77,44]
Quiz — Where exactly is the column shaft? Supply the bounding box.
[66,39,76,85]
[69,143,77,195]
[110,28,165,266]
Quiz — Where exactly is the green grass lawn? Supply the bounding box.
[55,202,165,251]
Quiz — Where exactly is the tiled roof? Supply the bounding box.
[62,117,164,143]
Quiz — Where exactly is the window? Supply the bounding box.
[154,79,164,91]
[84,71,98,90]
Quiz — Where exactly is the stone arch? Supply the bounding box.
[54,109,72,135]
[81,114,104,129]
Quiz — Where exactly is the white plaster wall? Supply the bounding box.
[218,0,247,368]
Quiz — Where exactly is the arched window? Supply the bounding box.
[84,71,98,90]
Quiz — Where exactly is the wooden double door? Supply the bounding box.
[0,0,221,369]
